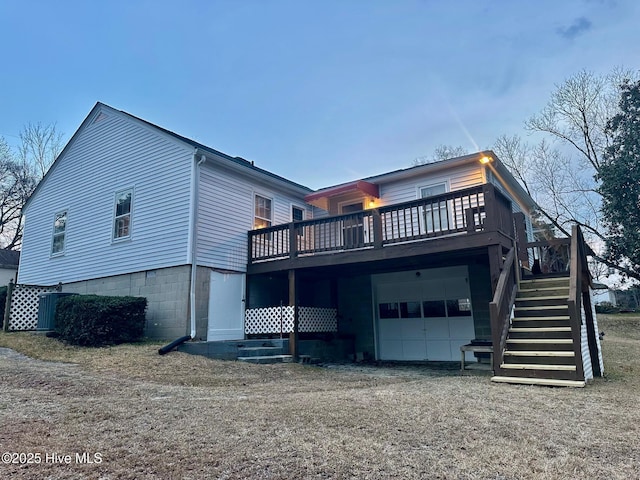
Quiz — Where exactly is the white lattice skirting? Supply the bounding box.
[7,284,59,331]
[245,306,338,334]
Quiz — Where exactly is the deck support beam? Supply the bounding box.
[288,269,298,360]
[488,245,503,297]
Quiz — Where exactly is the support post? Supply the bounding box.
[3,279,14,332]
[488,245,502,296]
[288,269,298,359]
[289,223,298,259]
[513,212,529,270]
[465,208,475,233]
[482,184,497,232]
[372,209,383,249]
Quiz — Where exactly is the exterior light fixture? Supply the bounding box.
[479,155,493,164]
[368,199,376,208]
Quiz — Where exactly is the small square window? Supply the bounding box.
[447,298,472,317]
[379,302,400,319]
[292,206,304,222]
[400,301,422,318]
[422,300,446,317]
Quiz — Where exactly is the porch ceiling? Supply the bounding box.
[304,180,380,209]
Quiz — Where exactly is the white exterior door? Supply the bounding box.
[207,271,245,341]
[375,266,475,361]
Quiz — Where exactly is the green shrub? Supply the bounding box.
[55,295,147,347]
[595,301,619,314]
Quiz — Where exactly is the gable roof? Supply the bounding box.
[116,106,313,194]
[24,102,313,212]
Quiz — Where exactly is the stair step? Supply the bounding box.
[491,376,585,387]
[519,279,570,290]
[520,276,570,283]
[507,338,573,344]
[510,327,572,333]
[237,346,285,357]
[504,350,574,357]
[519,286,569,292]
[500,363,576,371]
[515,305,568,311]
[512,316,570,321]
[515,295,568,301]
[237,355,294,364]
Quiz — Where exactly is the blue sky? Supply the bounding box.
[1,0,638,189]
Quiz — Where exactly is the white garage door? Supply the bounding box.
[375,266,475,361]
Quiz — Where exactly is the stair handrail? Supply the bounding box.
[489,247,518,375]
[567,225,590,380]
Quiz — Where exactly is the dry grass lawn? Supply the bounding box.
[0,314,639,479]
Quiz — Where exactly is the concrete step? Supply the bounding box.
[491,376,585,387]
[237,354,294,364]
[237,346,286,357]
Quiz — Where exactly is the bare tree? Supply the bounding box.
[494,68,640,281]
[18,122,63,178]
[0,123,62,250]
[413,145,468,166]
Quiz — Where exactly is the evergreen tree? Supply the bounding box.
[599,79,640,278]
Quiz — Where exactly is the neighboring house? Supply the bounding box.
[18,102,603,387]
[592,283,617,306]
[0,249,19,286]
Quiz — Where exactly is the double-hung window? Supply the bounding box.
[51,210,67,255]
[254,195,272,229]
[420,183,448,233]
[113,189,133,240]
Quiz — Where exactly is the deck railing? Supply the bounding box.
[567,225,599,380]
[249,184,514,263]
[489,247,518,375]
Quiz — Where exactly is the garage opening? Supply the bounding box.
[374,266,475,361]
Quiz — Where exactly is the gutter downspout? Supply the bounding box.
[187,149,206,339]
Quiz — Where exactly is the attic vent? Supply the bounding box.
[92,112,108,124]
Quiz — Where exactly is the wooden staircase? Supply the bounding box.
[491,275,586,387]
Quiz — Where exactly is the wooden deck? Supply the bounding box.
[247,184,515,274]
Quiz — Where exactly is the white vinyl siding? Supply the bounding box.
[196,162,311,272]
[18,107,193,285]
[376,164,484,207]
